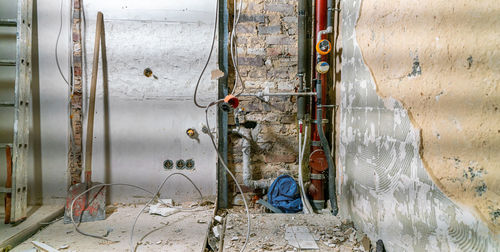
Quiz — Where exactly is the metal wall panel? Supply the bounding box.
[80,0,219,203]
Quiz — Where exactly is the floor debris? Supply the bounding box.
[13,205,213,252]
[214,215,223,223]
[223,212,372,251]
[285,226,319,250]
[148,203,180,217]
[212,226,221,239]
[58,244,69,250]
[158,199,174,205]
[31,241,58,252]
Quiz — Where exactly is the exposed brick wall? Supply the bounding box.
[227,0,299,193]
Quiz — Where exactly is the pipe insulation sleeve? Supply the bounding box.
[315,81,338,215]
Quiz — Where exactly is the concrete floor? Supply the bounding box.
[13,205,213,252]
[0,205,64,250]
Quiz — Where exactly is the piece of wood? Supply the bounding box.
[31,241,60,252]
[0,206,64,251]
[84,12,103,184]
[5,146,12,224]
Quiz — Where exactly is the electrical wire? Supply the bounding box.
[193,0,247,108]
[205,101,250,252]
[69,174,203,248]
[56,0,71,88]
[129,172,203,252]
[193,0,220,108]
[230,0,246,96]
[69,183,155,239]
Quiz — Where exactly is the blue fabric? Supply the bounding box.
[267,175,302,213]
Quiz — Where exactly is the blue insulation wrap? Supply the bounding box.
[267,175,303,213]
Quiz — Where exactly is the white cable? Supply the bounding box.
[298,126,308,214]
[205,101,250,252]
[68,174,203,247]
[129,172,203,252]
[298,125,314,214]
[230,0,246,96]
[193,0,219,108]
[69,183,156,240]
[55,0,71,89]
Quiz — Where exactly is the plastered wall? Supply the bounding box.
[356,0,500,231]
[36,0,218,204]
[339,0,499,250]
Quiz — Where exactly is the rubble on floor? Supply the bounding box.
[220,213,372,251]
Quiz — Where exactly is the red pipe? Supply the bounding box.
[308,0,328,209]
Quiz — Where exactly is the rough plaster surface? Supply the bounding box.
[356,0,500,231]
[339,0,499,250]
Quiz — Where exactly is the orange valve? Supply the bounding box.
[316,39,331,55]
[224,94,239,108]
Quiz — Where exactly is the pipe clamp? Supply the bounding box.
[310,173,325,180]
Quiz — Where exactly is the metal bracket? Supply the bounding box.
[311,141,321,147]
[312,119,329,124]
[310,173,325,180]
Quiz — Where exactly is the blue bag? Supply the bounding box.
[267,174,303,213]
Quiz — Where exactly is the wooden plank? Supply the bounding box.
[32,241,60,252]
[0,101,15,107]
[0,19,17,27]
[0,187,12,193]
[0,143,13,149]
[0,60,16,66]
[0,206,64,251]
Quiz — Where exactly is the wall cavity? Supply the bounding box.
[339,0,499,250]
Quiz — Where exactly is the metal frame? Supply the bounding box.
[217,0,229,208]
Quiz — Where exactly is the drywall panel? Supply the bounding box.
[338,0,499,250]
[36,0,218,204]
[36,0,72,204]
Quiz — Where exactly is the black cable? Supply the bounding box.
[193,0,220,108]
[204,101,250,252]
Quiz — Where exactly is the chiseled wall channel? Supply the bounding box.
[339,0,499,250]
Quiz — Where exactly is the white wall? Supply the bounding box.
[36,0,219,204]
